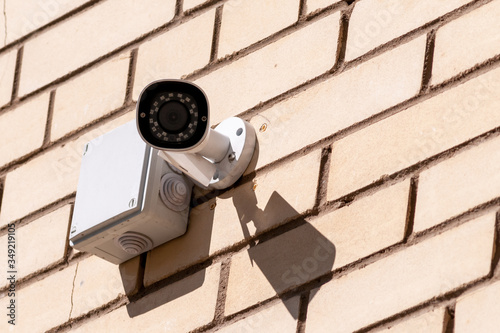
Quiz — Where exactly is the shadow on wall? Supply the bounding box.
[123,144,335,320]
[231,189,336,318]
[123,206,215,318]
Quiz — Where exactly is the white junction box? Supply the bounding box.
[70,121,192,264]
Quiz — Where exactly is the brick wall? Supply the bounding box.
[0,0,499,332]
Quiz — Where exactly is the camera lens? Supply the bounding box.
[157,101,189,133]
[137,80,209,150]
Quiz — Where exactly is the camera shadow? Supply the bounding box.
[231,188,336,319]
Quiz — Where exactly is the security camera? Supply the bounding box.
[69,81,257,264]
[136,79,256,190]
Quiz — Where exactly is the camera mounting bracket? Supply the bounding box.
[159,117,256,190]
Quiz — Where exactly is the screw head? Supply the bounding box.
[140,112,146,118]
[228,152,236,162]
[128,198,136,208]
[259,123,267,132]
[83,143,90,155]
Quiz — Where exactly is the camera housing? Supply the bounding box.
[136,80,256,189]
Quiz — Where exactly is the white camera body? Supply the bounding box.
[136,80,256,189]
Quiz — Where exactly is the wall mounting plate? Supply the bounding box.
[159,117,256,190]
[209,117,256,189]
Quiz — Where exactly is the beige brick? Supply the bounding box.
[455,280,500,333]
[250,36,425,170]
[0,93,49,167]
[8,205,70,281]
[196,11,340,124]
[144,151,321,286]
[72,264,220,333]
[51,53,130,140]
[414,135,500,232]
[306,213,495,333]
[211,151,321,251]
[183,0,207,10]
[225,180,409,315]
[328,65,500,201]
[71,255,125,318]
[5,0,89,44]
[307,0,341,13]
[218,0,300,57]
[0,0,5,48]
[0,49,16,107]
[1,265,76,333]
[19,0,176,96]
[373,307,446,333]
[346,0,471,61]
[216,297,299,333]
[0,111,135,227]
[132,9,215,100]
[0,296,14,332]
[432,1,500,84]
